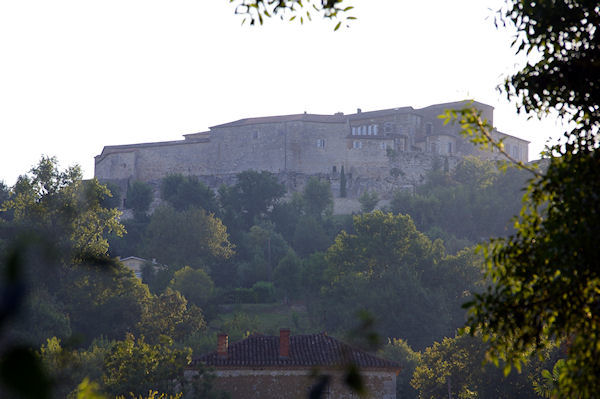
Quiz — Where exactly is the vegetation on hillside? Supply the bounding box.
[0,155,549,398]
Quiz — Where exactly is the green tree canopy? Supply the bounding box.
[318,211,478,348]
[141,205,234,269]
[219,170,286,231]
[301,177,333,220]
[137,288,206,344]
[127,181,153,220]
[358,190,379,213]
[273,250,302,301]
[102,334,191,397]
[456,1,600,397]
[168,266,215,309]
[411,332,540,399]
[1,157,125,261]
[160,174,218,214]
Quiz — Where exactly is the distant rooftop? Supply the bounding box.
[211,113,347,128]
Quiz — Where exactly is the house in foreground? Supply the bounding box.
[189,329,401,399]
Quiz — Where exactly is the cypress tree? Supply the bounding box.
[340,165,347,198]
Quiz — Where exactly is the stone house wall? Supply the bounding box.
[186,369,397,399]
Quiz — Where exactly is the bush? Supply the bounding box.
[251,281,276,303]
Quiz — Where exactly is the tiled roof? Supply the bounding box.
[192,333,401,370]
[348,106,414,120]
[210,114,346,128]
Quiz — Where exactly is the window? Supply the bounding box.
[361,126,366,135]
[430,142,438,154]
[316,139,325,148]
[353,141,362,149]
[368,125,373,135]
[448,142,452,154]
[352,127,357,135]
[380,142,386,150]
[384,122,393,133]
[426,123,433,135]
[398,137,406,152]
[373,125,379,135]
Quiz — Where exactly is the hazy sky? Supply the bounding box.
[0,0,565,186]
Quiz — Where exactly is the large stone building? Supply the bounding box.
[95,100,529,200]
[189,329,401,399]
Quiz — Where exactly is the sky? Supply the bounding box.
[0,0,565,186]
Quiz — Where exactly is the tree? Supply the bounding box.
[451,1,600,397]
[160,174,218,214]
[273,250,302,301]
[228,0,354,29]
[0,181,9,209]
[127,181,153,220]
[141,205,233,269]
[292,216,329,257]
[270,194,303,243]
[318,211,474,348]
[389,157,529,244]
[358,190,378,213]
[219,170,285,231]
[137,288,206,344]
[411,332,539,399]
[0,158,153,398]
[100,181,122,210]
[339,166,347,198]
[301,177,333,220]
[378,338,421,399]
[168,266,215,309]
[102,334,191,397]
[1,157,125,261]
[236,223,290,285]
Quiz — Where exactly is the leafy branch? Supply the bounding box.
[228,0,355,30]
[439,104,542,177]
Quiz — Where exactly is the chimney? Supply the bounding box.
[357,108,362,114]
[279,328,290,358]
[217,333,228,358]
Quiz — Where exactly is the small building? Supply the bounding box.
[119,256,158,279]
[190,329,401,399]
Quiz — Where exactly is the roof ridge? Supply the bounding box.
[193,331,401,371]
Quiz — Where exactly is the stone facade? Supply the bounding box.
[193,369,396,399]
[94,100,529,200]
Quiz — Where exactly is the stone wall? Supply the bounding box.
[185,368,397,399]
[94,101,529,203]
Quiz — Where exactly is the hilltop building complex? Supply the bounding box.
[95,100,529,201]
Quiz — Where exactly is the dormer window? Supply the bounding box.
[316,139,325,148]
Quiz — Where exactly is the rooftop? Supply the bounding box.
[193,331,401,371]
[211,113,347,128]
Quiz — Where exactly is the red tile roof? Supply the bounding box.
[192,332,401,371]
